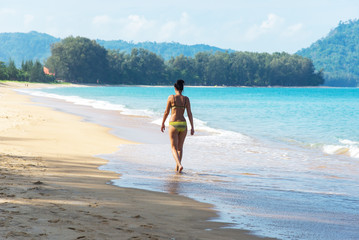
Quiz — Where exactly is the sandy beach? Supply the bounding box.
[0,82,273,240]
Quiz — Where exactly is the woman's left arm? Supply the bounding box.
[186,97,195,135]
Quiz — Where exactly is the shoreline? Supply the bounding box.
[2,80,352,89]
[0,82,273,239]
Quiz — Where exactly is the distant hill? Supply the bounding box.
[297,19,359,87]
[0,31,232,66]
[0,31,60,66]
[97,40,233,60]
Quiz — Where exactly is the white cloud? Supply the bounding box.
[283,23,303,36]
[179,12,190,25]
[107,12,199,43]
[24,14,34,26]
[0,8,16,15]
[245,13,284,41]
[260,13,284,30]
[46,15,55,22]
[92,15,111,25]
[160,21,177,40]
[122,15,155,37]
[178,12,193,36]
[158,12,199,42]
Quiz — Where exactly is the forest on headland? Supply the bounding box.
[0,36,323,86]
[297,19,359,87]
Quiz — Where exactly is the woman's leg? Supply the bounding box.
[177,128,187,164]
[169,126,183,172]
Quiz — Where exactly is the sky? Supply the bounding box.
[0,0,358,53]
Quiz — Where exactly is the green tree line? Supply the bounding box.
[46,36,323,86]
[1,35,323,86]
[0,59,55,82]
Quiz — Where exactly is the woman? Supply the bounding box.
[161,79,194,173]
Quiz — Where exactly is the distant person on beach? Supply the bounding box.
[161,79,194,173]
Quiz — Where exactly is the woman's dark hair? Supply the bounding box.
[174,79,185,91]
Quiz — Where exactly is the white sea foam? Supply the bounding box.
[17,89,157,117]
[339,139,359,145]
[322,139,359,158]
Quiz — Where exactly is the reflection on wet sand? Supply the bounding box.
[165,173,182,194]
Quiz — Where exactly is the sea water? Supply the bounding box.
[20,86,359,240]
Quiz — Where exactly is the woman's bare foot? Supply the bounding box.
[178,165,183,173]
[175,165,179,171]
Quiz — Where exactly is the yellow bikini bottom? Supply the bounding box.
[169,121,187,132]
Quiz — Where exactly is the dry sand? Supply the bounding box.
[0,82,274,240]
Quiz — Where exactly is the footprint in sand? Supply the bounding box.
[88,202,99,208]
[129,236,142,239]
[78,210,91,215]
[38,192,50,196]
[140,224,154,229]
[91,214,108,222]
[48,219,60,223]
[143,233,160,240]
[55,206,66,211]
[112,210,125,215]
[68,227,85,233]
[6,231,30,238]
[33,181,44,185]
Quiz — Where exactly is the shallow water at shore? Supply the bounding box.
[99,136,359,240]
[21,86,359,240]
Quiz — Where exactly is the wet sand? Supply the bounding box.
[0,82,275,240]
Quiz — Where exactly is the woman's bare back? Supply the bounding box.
[170,95,188,122]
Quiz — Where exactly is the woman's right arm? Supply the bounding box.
[161,96,172,132]
[186,97,195,135]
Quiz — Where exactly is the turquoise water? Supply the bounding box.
[28,86,359,156]
[21,86,359,240]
